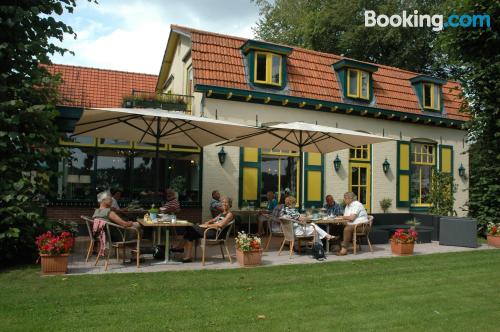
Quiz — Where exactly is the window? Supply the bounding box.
[349,144,371,211]
[58,148,94,199]
[185,65,193,96]
[410,143,435,206]
[347,69,370,100]
[423,83,440,110]
[260,152,298,203]
[254,52,282,86]
[349,145,370,161]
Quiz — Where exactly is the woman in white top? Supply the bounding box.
[337,192,368,256]
[280,196,334,241]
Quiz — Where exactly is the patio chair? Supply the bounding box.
[352,215,374,255]
[81,216,142,270]
[82,215,96,263]
[200,220,234,266]
[278,218,316,258]
[264,204,284,251]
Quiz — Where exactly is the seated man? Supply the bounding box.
[110,188,123,212]
[323,195,343,216]
[257,191,278,235]
[163,188,180,214]
[336,191,368,256]
[209,190,223,218]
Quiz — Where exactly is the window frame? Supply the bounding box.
[422,83,440,111]
[349,144,370,161]
[253,51,282,87]
[410,142,436,207]
[347,68,370,100]
[261,150,299,204]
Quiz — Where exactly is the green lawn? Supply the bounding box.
[1,250,499,331]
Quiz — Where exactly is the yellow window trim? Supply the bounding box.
[261,150,299,157]
[97,139,133,149]
[253,51,282,86]
[168,145,201,153]
[423,83,440,111]
[133,142,169,151]
[59,137,96,147]
[347,69,370,100]
[349,145,370,161]
[348,162,371,212]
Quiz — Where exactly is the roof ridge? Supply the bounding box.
[49,63,158,77]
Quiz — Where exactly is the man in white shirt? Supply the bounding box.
[336,192,368,256]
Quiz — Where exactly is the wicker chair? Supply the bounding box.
[278,217,316,258]
[264,204,285,251]
[200,220,234,266]
[81,216,141,270]
[352,215,374,254]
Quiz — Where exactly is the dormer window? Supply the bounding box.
[410,75,446,112]
[333,59,378,102]
[347,69,370,100]
[240,39,292,89]
[254,52,282,86]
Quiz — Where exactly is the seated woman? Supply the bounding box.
[280,196,334,242]
[181,196,234,263]
[162,188,180,214]
[93,191,140,229]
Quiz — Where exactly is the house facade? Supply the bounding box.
[51,25,469,222]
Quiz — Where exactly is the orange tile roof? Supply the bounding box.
[46,64,158,108]
[172,25,468,121]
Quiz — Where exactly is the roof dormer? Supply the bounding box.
[333,59,378,102]
[241,40,292,90]
[410,75,447,112]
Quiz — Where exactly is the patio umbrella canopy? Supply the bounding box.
[220,121,394,207]
[72,107,258,196]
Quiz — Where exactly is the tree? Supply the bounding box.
[428,169,457,216]
[436,1,500,232]
[253,0,445,75]
[0,1,79,265]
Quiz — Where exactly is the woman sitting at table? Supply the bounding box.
[180,196,234,263]
[163,188,180,214]
[280,196,334,241]
[93,191,141,229]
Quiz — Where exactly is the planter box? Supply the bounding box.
[439,217,478,248]
[487,235,500,248]
[40,254,69,275]
[236,249,262,267]
[390,241,415,256]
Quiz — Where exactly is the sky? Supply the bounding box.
[50,0,261,74]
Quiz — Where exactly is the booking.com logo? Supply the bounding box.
[365,10,491,31]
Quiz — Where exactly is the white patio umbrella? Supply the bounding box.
[72,107,258,196]
[219,121,394,207]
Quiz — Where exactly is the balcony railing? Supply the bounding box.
[123,90,193,114]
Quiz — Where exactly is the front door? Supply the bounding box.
[349,163,371,212]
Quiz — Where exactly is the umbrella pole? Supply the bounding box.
[155,117,160,202]
[299,145,304,211]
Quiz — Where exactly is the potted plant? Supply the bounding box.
[235,232,262,267]
[390,228,418,256]
[486,222,500,248]
[379,198,392,213]
[36,231,75,275]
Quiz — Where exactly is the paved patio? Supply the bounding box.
[67,236,493,275]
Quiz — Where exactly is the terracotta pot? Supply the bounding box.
[487,235,500,248]
[390,241,415,256]
[40,253,69,275]
[236,248,262,267]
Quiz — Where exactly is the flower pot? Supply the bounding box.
[487,235,500,248]
[236,248,262,267]
[390,241,415,256]
[40,254,69,275]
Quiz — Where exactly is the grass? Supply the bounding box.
[1,250,499,331]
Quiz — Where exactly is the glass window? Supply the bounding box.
[271,55,281,84]
[166,152,200,202]
[348,69,358,96]
[58,148,95,199]
[423,84,432,108]
[349,145,369,161]
[131,152,155,200]
[99,138,131,147]
[361,71,369,99]
[186,66,193,96]
[433,84,440,110]
[95,149,130,196]
[411,142,436,205]
[256,53,267,82]
[260,154,297,203]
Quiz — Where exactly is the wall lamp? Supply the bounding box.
[333,155,341,172]
[382,158,390,174]
[218,147,227,166]
[458,163,466,178]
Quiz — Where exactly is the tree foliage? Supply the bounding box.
[428,169,457,216]
[436,0,500,229]
[253,0,445,74]
[0,1,78,265]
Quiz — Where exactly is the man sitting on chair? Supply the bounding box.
[336,192,368,256]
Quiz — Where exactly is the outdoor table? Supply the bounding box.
[232,209,266,233]
[313,217,347,253]
[138,219,193,264]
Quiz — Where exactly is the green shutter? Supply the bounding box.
[239,147,261,207]
[439,145,454,175]
[397,141,411,207]
[304,152,324,208]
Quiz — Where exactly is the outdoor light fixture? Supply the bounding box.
[458,163,466,178]
[382,158,390,174]
[218,147,227,166]
[333,155,341,172]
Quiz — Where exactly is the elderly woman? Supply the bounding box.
[93,191,141,229]
[181,196,234,263]
[336,191,369,256]
[280,196,334,241]
[163,188,180,214]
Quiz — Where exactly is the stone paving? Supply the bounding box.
[67,236,493,275]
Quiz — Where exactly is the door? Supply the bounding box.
[349,163,371,212]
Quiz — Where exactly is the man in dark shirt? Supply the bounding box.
[324,195,343,216]
[209,190,223,218]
